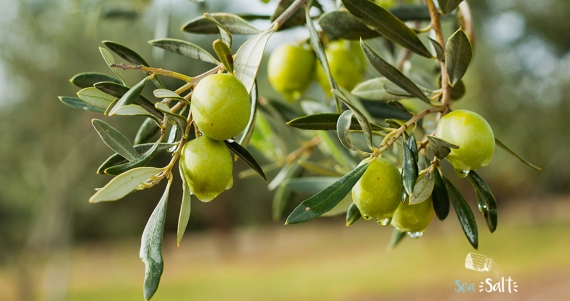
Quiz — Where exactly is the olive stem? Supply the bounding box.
[271,0,308,31]
[110,63,193,82]
[285,136,321,165]
[425,0,451,116]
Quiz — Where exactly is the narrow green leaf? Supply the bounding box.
[446,29,472,86]
[154,102,187,131]
[284,177,340,194]
[204,13,233,48]
[112,104,154,118]
[272,184,295,221]
[77,87,116,110]
[92,119,139,161]
[104,141,161,176]
[352,77,406,101]
[234,29,274,93]
[213,39,234,73]
[333,89,375,151]
[495,138,542,170]
[387,228,407,250]
[346,202,361,226]
[402,137,418,195]
[297,160,343,177]
[387,100,409,113]
[286,162,370,224]
[468,171,498,233]
[109,76,148,116]
[409,172,434,205]
[237,81,258,147]
[318,10,379,40]
[70,72,121,88]
[431,168,450,221]
[437,0,463,15]
[89,167,164,203]
[360,99,413,120]
[99,47,126,85]
[361,41,431,103]
[153,89,184,100]
[317,131,357,170]
[428,37,444,60]
[177,165,192,246]
[140,178,170,300]
[102,40,165,89]
[59,96,105,113]
[97,143,177,174]
[181,13,261,35]
[408,133,419,164]
[428,135,458,160]
[148,38,219,65]
[135,118,161,145]
[337,110,359,151]
[95,82,163,120]
[287,113,385,131]
[443,177,478,250]
[342,0,432,58]
[224,140,267,181]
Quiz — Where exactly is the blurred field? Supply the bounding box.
[1,197,570,301]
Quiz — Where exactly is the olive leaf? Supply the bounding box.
[298,160,343,177]
[318,10,379,40]
[495,138,542,170]
[108,76,149,116]
[443,177,478,250]
[286,162,370,224]
[346,202,361,226]
[446,29,472,86]
[77,87,116,110]
[468,171,498,233]
[92,119,139,162]
[204,13,233,48]
[97,143,177,174]
[428,37,444,60]
[103,140,161,176]
[428,135,459,160]
[58,96,105,113]
[337,110,361,152]
[361,41,431,103]
[99,47,126,85]
[140,178,170,301]
[89,167,164,203]
[224,140,267,181]
[237,81,258,147]
[153,89,184,100]
[342,0,432,58]
[213,39,234,73]
[70,72,122,89]
[402,136,419,195]
[154,102,187,131]
[234,28,274,94]
[102,40,165,89]
[409,172,434,205]
[437,0,463,15]
[287,113,385,131]
[135,118,161,145]
[431,168,450,221]
[332,89,375,151]
[148,39,220,65]
[177,164,192,246]
[95,82,163,120]
[360,99,413,120]
[387,228,407,250]
[181,13,261,35]
[273,184,296,222]
[351,78,407,101]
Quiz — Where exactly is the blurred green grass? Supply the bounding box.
[2,199,570,301]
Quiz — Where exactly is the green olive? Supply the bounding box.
[180,135,233,202]
[191,73,250,141]
[267,44,315,102]
[316,40,367,96]
[391,195,434,234]
[435,110,495,174]
[352,156,402,225]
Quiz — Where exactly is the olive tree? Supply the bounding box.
[58,0,540,299]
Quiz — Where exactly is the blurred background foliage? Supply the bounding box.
[0,0,569,300]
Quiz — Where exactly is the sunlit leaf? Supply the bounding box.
[153,89,184,100]
[286,162,370,224]
[109,76,148,116]
[58,96,105,113]
[361,41,431,103]
[468,171,498,233]
[177,165,192,246]
[140,178,170,300]
[89,167,164,203]
[92,119,139,162]
[446,29,472,86]
[181,13,261,35]
[443,177,478,250]
[77,87,116,110]
[352,78,406,101]
[70,72,122,88]
[148,38,219,65]
[95,82,163,120]
[237,81,258,147]
[112,104,154,118]
[342,0,432,58]
[99,47,126,85]
[234,29,274,93]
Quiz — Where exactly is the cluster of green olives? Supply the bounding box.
[350,110,494,237]
[268,40,367,102]
[180,73,251,202]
